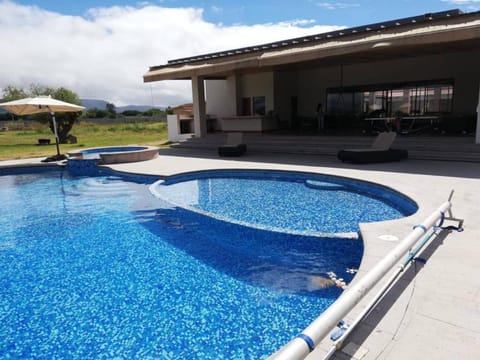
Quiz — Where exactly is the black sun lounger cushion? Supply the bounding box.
[337,148,408,164]
[337,131,407,164]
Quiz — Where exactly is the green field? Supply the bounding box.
[0,121,169,160]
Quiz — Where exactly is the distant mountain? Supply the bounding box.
[80,99,109,110]
[80,99,162,112]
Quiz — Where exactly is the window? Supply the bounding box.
[326,81,454,117]
[252,96,266,116]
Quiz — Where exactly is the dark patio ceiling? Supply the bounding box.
[273,37,480,72]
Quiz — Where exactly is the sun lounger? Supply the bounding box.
[218,132,247,157]
[337,131,408,164]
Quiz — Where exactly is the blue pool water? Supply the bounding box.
[150,170,417,237]
[0,168,413,359]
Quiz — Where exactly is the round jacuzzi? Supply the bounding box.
[68,145,159,164]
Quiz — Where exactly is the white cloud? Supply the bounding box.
[210,5,222,13]
[441,0,480,12]
[441,0,480,4]
[277,19,317,27]
[0,1,341,107]
[314,2,360,10]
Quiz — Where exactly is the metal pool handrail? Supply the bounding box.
[269,194,460,360]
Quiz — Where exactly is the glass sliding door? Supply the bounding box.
[326,80,454,117]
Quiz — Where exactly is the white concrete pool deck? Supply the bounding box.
[2,148,479,360]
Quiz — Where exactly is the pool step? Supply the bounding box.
[172,133,480,162]
[67,177,135,197]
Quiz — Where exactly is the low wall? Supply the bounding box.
[219,116,278,132]
[100,148,159,164]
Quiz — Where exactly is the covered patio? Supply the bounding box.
[144,9,480,146]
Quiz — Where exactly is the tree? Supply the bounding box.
[1,85,28,102]
[106,102,116,118]
[85,108,109,118]
[1,84,83,143]
[121,110,142,117]
[142,108,165,117]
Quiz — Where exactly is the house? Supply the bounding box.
[171,103,193,119]
[144,9,480,143]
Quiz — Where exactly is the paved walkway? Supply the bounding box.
[2,148,479,359]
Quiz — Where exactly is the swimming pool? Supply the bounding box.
[0,167,413,358]
[150,169,417,237]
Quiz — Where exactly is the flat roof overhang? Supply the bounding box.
[143,15,480,83]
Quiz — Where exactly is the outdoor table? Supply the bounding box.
[364,117,396,132]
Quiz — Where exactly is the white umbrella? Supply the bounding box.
[0,96,85,161]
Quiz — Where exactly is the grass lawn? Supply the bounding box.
[0,120,169,160]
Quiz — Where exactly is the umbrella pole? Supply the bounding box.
[51,112,61,157]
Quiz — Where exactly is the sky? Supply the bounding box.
[1,0,479,108]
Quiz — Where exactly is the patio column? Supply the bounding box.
[476,82,480,144]
[192,75,207,137]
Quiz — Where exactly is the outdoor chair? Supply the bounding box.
[218,132,247,157]
[337,131,408,164]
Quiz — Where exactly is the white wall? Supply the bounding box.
[167,114,194,142]
[206,72,275,116]
[241,72,275,113]
[205,76,238,117]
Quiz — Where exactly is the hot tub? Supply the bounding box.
[68,145,159,164]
